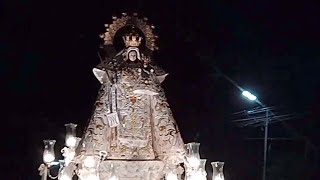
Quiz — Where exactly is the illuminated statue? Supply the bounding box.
[38,13,225,180]
[75,14,186,179]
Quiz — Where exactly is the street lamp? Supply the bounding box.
[215,67,271,180]
[241,91,268,180]
[242,91,257,101]
[241,91,269,180]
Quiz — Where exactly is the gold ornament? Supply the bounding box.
[100,13,158,51]
[122,33,142,47]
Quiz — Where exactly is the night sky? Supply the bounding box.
[2,0,320,179]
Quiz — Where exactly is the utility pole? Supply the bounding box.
[215,67,314,179]
[232,106,297,180]
[262,110,268,180]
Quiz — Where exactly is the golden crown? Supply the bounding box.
[122,33,142,47]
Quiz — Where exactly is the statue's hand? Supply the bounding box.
[38,164,46,175]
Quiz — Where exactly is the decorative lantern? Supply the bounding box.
[198,159,207,179]
[43,140,56,164]
[65,123,77,148]
[211,162,225,180]
[186,142,201,168]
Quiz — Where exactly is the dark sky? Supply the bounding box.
[2,0,320,179]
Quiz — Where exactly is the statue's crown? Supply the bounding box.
[122,33,142,47]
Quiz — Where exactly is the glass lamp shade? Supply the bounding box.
[211,162,225,180]
[65,123,77,148]
[185,142,201,168]
[198,159,208,180]
[186,159,207,180]
[186,142,200,159]
[43,140,56,164]
[199,159,207,170]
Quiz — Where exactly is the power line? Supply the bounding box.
[214,67,317,180]
[232,106,298,180]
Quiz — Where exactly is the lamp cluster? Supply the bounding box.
[183,142,225,180]
[39,124,225,180]
[39,123,119,180]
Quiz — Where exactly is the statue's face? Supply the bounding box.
[128,50,137,61]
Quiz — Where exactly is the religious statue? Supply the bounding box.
[77,14,186,170]
[37,14,220,180]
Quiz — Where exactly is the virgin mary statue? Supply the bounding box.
[77,18,185,168]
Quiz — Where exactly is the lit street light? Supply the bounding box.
[215,67,268,180]
[242,91,257,101]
